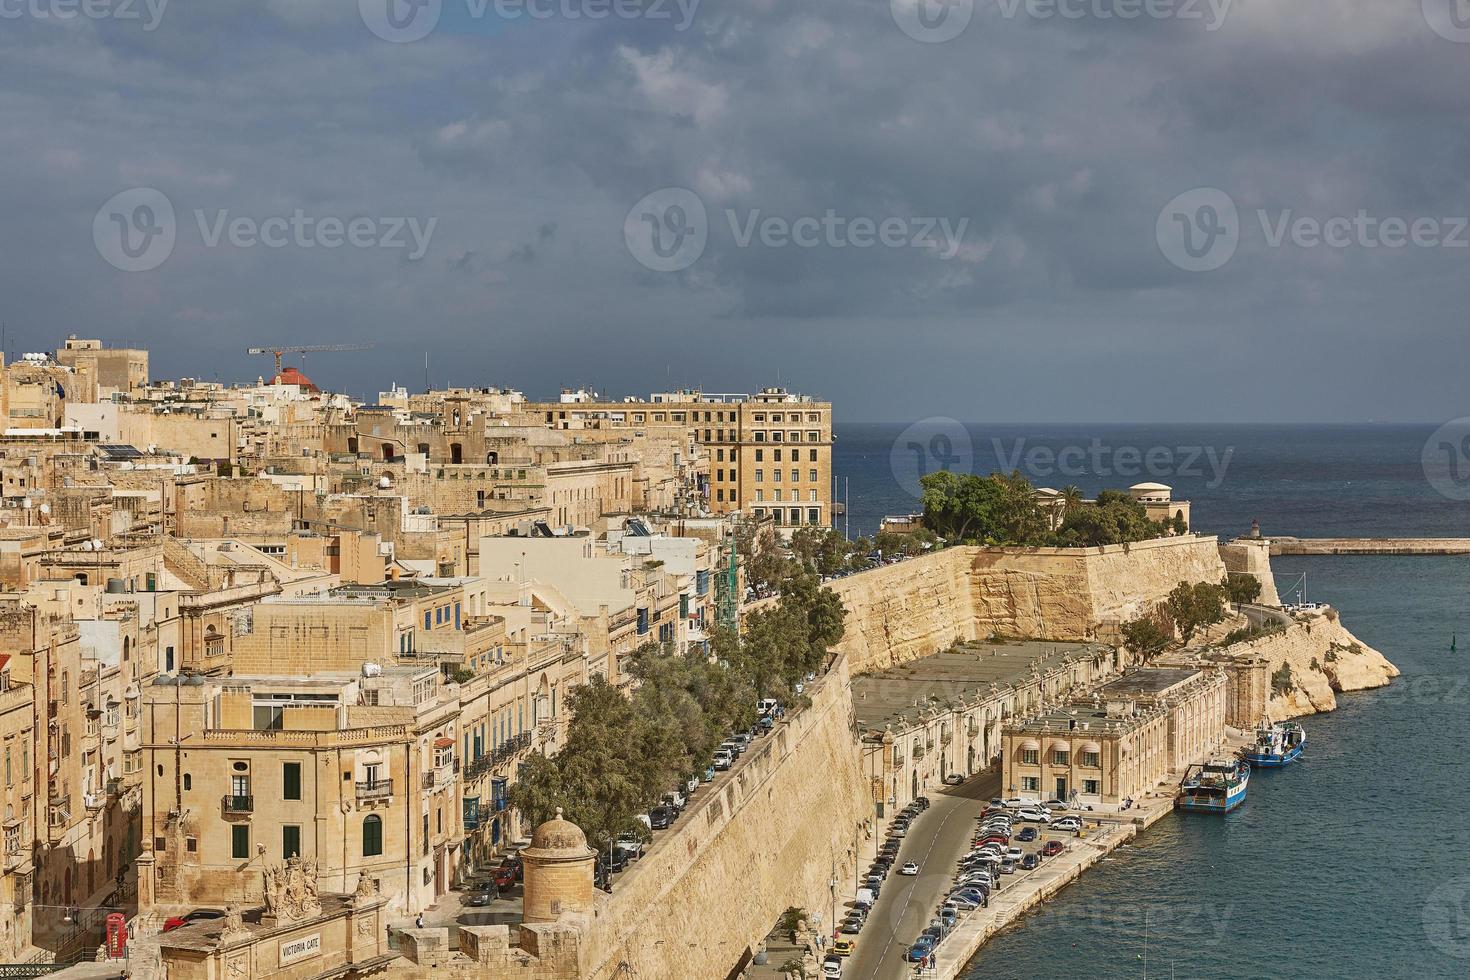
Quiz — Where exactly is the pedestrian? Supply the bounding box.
[414,912,424,929]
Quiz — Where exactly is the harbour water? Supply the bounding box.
[834,423,1470,978]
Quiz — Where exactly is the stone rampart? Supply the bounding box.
[577,655,870,980]
[825,536,1226,673]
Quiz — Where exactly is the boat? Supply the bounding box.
[1244,721,1306,767]
[1176,756,1250,813]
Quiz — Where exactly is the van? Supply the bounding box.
[758,698,779,716]
[854,887,875,908]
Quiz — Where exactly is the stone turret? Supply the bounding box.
[522,808,596,923]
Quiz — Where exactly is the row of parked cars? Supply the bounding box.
[817,795,933,977]
[599,701,786,889]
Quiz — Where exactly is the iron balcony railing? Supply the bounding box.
[222,794,254,814]
[355,779,393,801]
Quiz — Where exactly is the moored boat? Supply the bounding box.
[1176,756,1250,813]
[1244,721,1306,767]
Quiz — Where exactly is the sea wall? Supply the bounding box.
[577,655,869,980]
[826,536,1226,673]
[1219,537,1282,606]
[1217,611,1398,720]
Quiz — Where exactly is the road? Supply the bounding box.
[843,769,999,980]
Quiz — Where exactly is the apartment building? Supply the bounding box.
[526,386,834,529]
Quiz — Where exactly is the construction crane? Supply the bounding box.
[246,344,373,378]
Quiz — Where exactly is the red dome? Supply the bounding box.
[273,366,319,392]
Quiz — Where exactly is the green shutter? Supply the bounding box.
[283,825,301,859]
[283,762,301,801]
[232,825,250,860]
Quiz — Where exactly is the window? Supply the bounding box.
[809,449,818,462]
[424,611,432,631]
[809,469,818,482]
[1021,776,1040,791]
[182,773,191,791]
[1020,749,1039,765]
[283,763,302,801]
[363,815,383,857]
[754,469,763,482]
[1083,779,1100,795]
[755,449,763,462]
[1081,751,1100,768]
[282,825,301,859]
[1052,750,1070,766]
[231,825,250,860]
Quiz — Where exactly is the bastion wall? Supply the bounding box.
[577,654,870,980]
[829,535,1227,672]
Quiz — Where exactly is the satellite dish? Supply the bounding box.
[22,499,31,509]
[81,541,94,552]
[92,539,104,550]
[38,503,50,515]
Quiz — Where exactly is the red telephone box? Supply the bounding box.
[105,913,127,958]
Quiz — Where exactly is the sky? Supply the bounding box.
[2,0,1468,423]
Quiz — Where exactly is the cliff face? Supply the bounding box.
[1221,613,1398,721]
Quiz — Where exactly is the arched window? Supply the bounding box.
[362,814,383,857]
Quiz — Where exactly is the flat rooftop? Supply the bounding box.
[1096,667,1200,697]
[851,640,1111,731]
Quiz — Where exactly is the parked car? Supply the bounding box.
[833,938,855,957]
[664,790,686,811]
[915,796,930,809]
[943,773,964,785]
[906,938,934,962]
[713,750,732,770]
[492,863,520,888]
[704,766,717,782]
[1000,859,1018,875]
[948,893,980,911]
[822,955,844,979]
[855,888,875,907]
[890,825,907,839]
[1042,799,1070,811]
[686,776,701,795]
[1015,826,1038,842]
[163,909,226,932]
[649,806,673,830]
[840,917,863,935]
[1042,840,1065,857]
[604,850,629,873]
[1051,817,1082,832]
[1017,808,1053,824]
[758,697,779,716]
[899,862,919,876]
[1020,853,1040,871]
[466,882,498,907]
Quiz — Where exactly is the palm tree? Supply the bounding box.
[1059,485,1085,518]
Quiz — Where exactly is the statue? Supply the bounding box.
[353,874,379,907]
[220,904,249,943]
[261,856,322,922]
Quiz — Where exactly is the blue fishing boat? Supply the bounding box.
[1244,721,1306,767]
[1176,756,1249,814]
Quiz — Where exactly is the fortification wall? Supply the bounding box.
[1219,538,1282,605]
[826,536,1226,673]
[578,656,869,980]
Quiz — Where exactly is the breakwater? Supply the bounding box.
[1269,536,1470,555]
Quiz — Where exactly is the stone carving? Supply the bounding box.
[220,904,250,943]
[353,874,379,907]
[261,856,322,922]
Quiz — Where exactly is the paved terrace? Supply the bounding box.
[851,640,1114,732]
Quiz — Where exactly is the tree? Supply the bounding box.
[1223,574,1262,605]
[1121,614,1171,657]
[919,470,1049,545]
[1059,485,1085,518]
[1165,581,1227,645]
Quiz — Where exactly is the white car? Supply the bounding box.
[822,956,843,979]
[1050,817,1082,832]
[713,750,732,770]
[1002,847,1025,862]
[1017,808,1052,824]
[899,862,919,876]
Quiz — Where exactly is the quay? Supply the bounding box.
[1268,536,1470,555]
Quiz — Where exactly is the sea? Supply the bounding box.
[832,423,1470,979]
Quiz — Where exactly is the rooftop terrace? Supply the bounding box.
[851,639,1112,731]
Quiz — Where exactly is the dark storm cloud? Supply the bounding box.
[1,0,1468,420]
